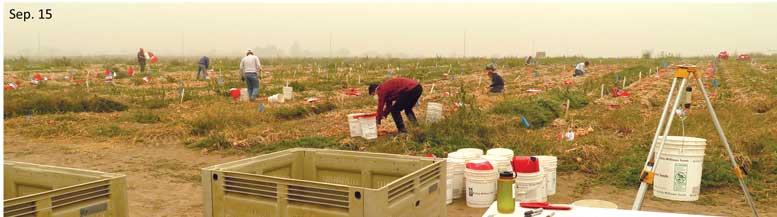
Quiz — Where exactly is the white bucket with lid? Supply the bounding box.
[482,155,511,173]
[447,152,469,199]
[535,156,558,196]
[426,102,443,123]
[457,148,484,159]
[347,113,365,137]
[653,136,707,201]
[514,171,546,203]
[283,86,293,100]
[465,159,497,208]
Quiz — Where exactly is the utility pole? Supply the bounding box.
[463,31,467,58]
[181,32,185,60]
[38,32,41,57]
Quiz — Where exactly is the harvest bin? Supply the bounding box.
[3,161,128,217]
[202,148,447,217]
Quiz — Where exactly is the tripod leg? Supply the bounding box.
[632,77,678,210]
[696,78,760,217]
[633,78,687,210]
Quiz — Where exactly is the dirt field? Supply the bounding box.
[5,134,775,217]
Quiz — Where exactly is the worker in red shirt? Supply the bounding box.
[368,78,423,133]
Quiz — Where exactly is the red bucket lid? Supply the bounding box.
[466,159,494,171]
[512,156,540,173]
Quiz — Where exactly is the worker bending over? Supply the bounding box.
[369,78,423,133]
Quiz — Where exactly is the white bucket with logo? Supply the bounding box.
[347,113,365,138]
[283,86,293,100]
[426,102,443,123]
[535,156,558,196]
[357,114,378,140]
[653,136,707,201]
[514,171,546,203]
[465,160,497,208]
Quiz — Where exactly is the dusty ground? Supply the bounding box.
[5,134,774,217]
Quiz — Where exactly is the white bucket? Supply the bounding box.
[465,160,497,208]
[535,156,558,196]
[268,94,285,103]
[283,86,293,100]
[653,136,707,201]
[482,155,511,174]
[357,114,378,140]
[457,148,484,159]
[486,148,514,159]
[447,153,469,199]
[446,171,454,204]
[514,171,546,203]
[426,102,443,123]
[239,88,249,102]
[347,113,365,138]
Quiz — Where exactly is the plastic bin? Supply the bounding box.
[202,148,447,217]
[3,161,128,217]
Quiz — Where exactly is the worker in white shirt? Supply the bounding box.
[239,49,262,101]
[574,61,590,77]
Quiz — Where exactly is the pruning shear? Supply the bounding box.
[519,202,572,210]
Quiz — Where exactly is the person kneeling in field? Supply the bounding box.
[369,78,423,134]
[486,63,504,93]
[574,61,590,77]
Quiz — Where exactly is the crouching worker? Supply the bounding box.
[369,78,423,134]
[486,63,504,93]
[574,61,590,77]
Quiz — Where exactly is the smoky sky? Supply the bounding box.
[4,2,777,58]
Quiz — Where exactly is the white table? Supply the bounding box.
[482,202,716,217]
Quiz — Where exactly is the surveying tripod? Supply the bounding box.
[631,65,759,216]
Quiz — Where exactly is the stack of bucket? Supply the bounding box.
[465,159,497,208]
[485,148,515,173]
[426,102,443,123]
[535,156,558,196]
[512,156,546,202]
[653,136,708,201]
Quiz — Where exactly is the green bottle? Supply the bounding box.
[497,171,515,213]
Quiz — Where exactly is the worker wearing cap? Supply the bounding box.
[486,63,504,93]
[368,78,423,133]
[239,50,261,102]
[574,61,590,77]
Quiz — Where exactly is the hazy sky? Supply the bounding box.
[4,2,777,58]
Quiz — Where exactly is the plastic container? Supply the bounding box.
[482,155,511,173]
[4,161,128,217]
[268,94,285,103]
[512,156,546,203]
[239,88,249,102]
[282,86,293,100]
[456,148,484,159]
[229,88,241,100]
[446,152,469,199]
[355,113,378,140]
[496,171,515,213]
[653,136,707,201]
[347,113,365,138]
[486,148,514,160]
[465,160,497,208]
[202,148,447,217]
[426,102,443,123]
[535,156,558,196]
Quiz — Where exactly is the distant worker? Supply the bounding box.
[574,61,590,77]
[525,56,533,65]
[137,48,146,73]
[486,63,504,93]
[197,56,210,80]
[239,50,262,102]
[369,77,423,134]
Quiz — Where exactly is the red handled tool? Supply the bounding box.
[519,202,572,210]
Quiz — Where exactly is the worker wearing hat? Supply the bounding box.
[486,63,504,93]
[239,49,262,101]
